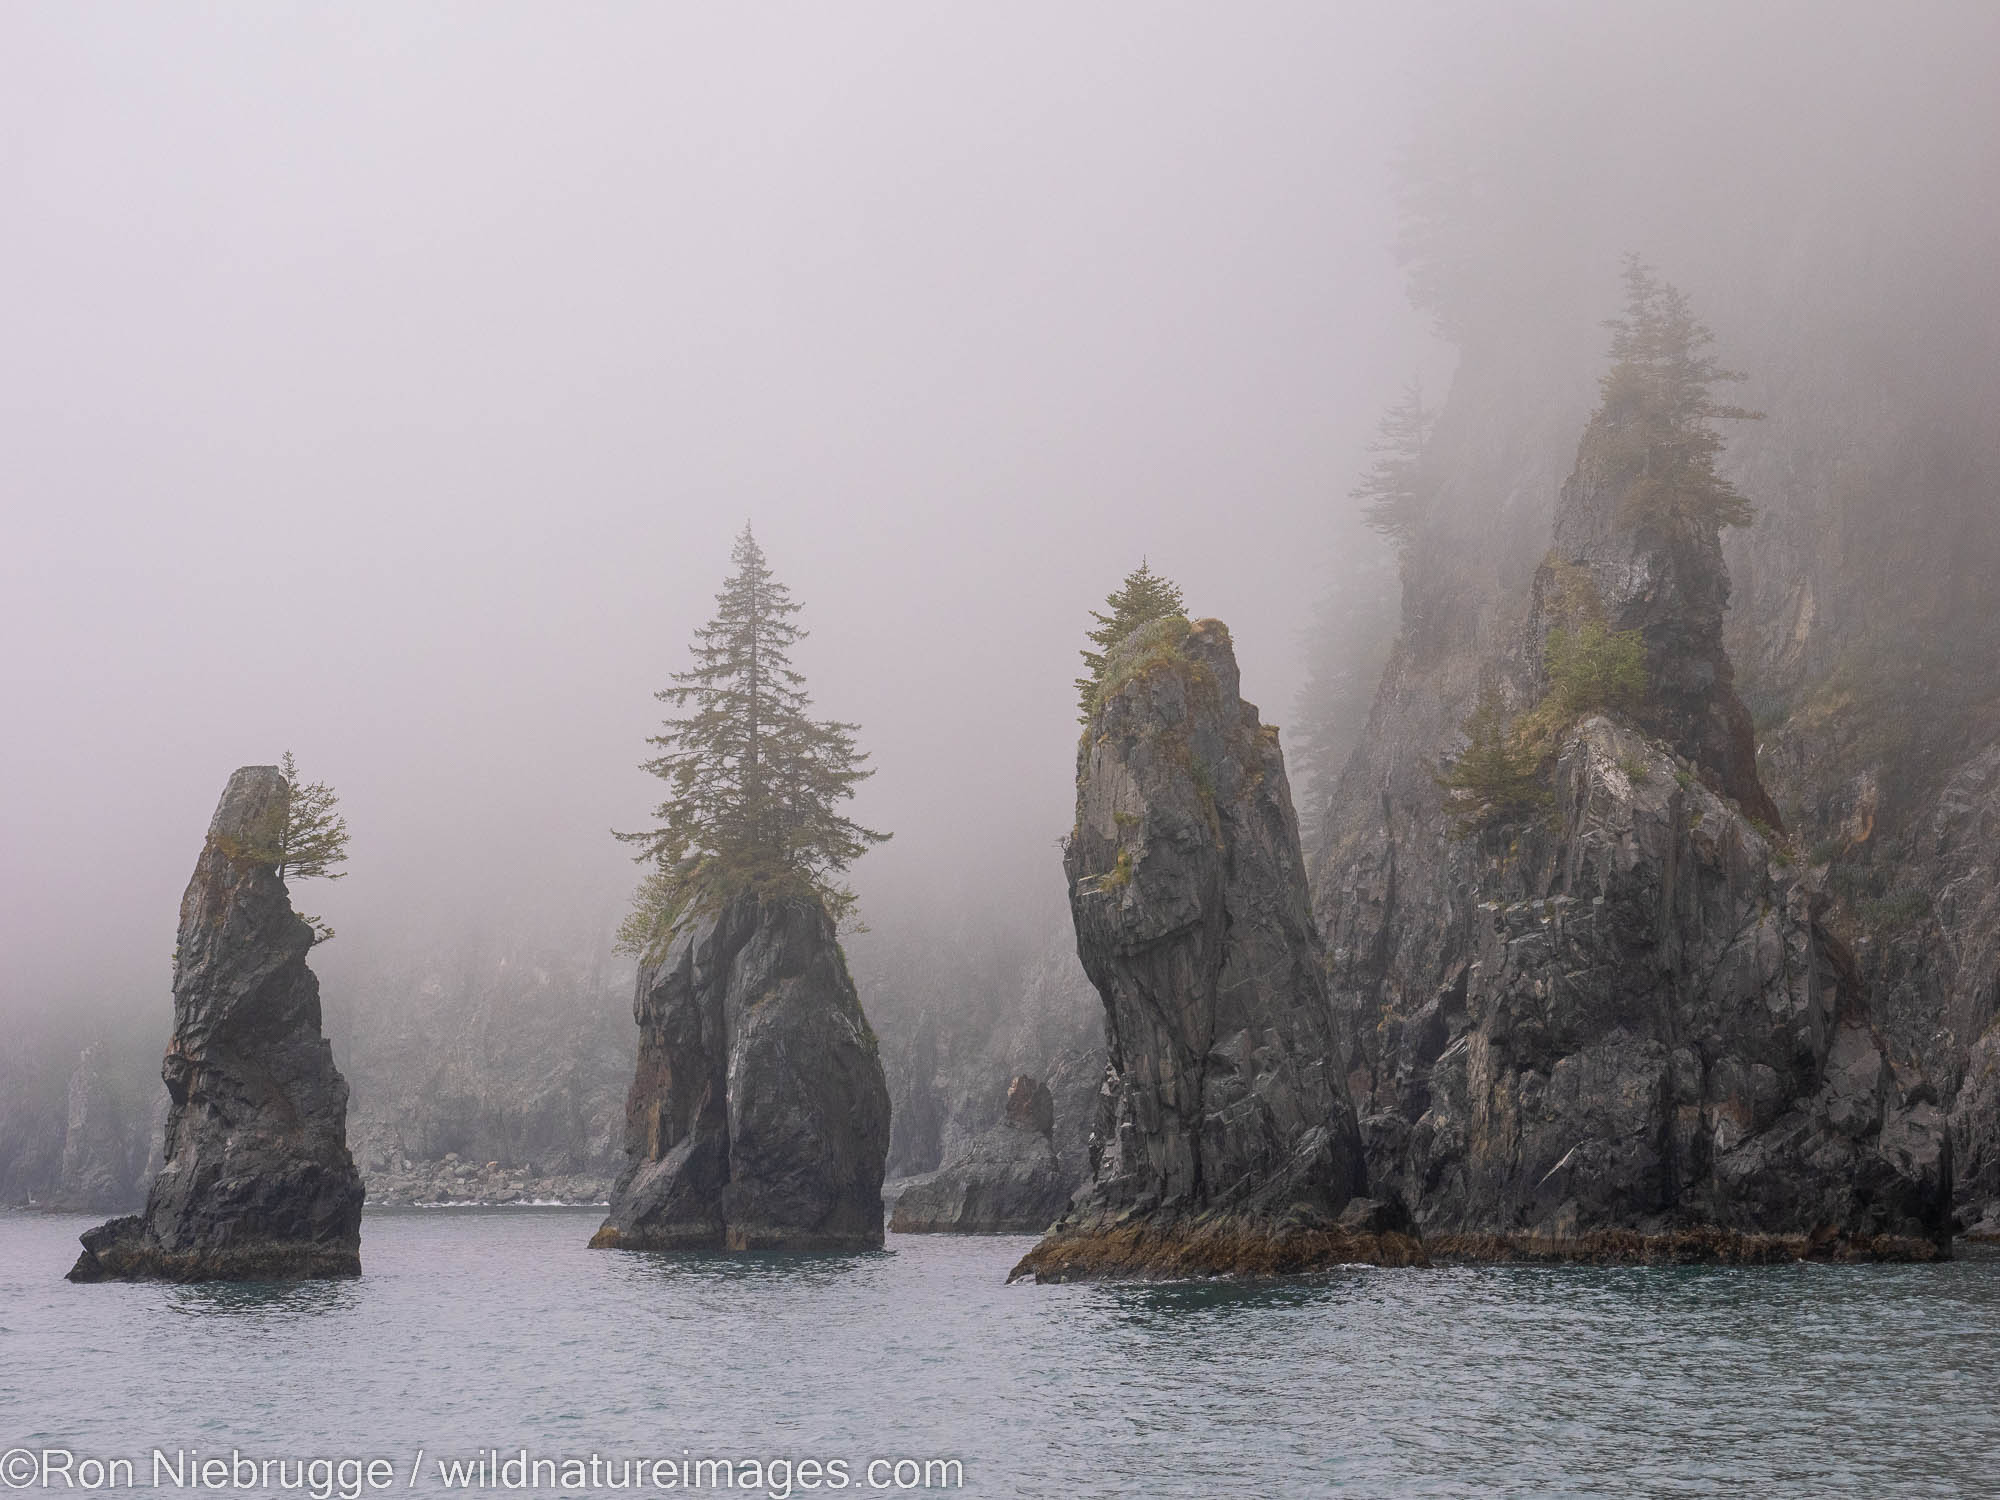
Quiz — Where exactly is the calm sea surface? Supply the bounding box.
[3,1208,1997,1498]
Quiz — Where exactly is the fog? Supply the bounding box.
[4,0,1995,1033]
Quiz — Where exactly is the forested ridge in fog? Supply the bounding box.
[4,2,1998,1232]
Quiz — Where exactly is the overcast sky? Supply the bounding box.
[2,3,1451,1014]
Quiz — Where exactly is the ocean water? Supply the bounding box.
[3,1207,1997,1498]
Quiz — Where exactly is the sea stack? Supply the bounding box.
[68,766,363,1282]
[890,1074,1074,1234]
[591,885,891,1252]
[1323,376,1953,1262]
[1012,618,1423,1280]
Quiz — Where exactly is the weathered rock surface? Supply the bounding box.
[1316,354,1954,1261]
[591,885,890,1252]
[1013,618,1423,1280]
[69,767,364,1282]
[875,919,1101,1199]
[890,1075,1072,1233]
[1365,717,1950,1260]
[53,1044,161,1212]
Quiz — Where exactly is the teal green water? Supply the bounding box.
[2,1208,1996,1497]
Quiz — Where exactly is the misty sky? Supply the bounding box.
[2,4,1449,1013]
[11,1,1992,1023]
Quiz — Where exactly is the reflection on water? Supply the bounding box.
[166,1276,361,1322]
[604,1243,889,1296]
[3,1207,1998,1498]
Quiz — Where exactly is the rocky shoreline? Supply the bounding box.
[363,1156,611,1207]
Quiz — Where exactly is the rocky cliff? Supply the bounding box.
[1366,716,1949,1259]
[1314,336,1954,1259]
[1013,618,1423,1280]
[590,884,891,1252]
[68,766,365,1282]
[329,937,630,1204]
[890,1074,1072,1234]
[872,916,1101,1201]
[54,1043,162,1212]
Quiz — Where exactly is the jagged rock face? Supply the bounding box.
[1363,717,1950,1260]
[69,767,364,1282]
[1014,619,1420,1280]
[876,923,1102,1192]
[889,1075,1071,1234]
[591,886,890,1252]
[1538,421,1779,828]
[1935,745,2000,1225]
[334,940,631,1199]
[55,1045,158,1212]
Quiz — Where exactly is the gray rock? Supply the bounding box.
[1380,718,1950,1260]
[890,1076,1072,1234]
[52,1044,156,1212]
[591,885,890,1252]
[875,922,1102,1195]
[1014,618,1423,1280]
[1312,321,1961,1260]
[69,767,364,1282]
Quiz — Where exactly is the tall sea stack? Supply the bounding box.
[1012,618,1423,1280]
[68,766,364,1282]
[1319,369,1953,1261]
[591,885,891,1252]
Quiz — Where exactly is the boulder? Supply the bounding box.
[68,767,364,1282]
[591,884,890,1252]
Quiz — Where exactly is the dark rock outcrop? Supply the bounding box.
[890,1075,1072,1234]
[1013,618,1424,1280]
[69,767,364,1282]
[1368,717,1950,1261]
[590,885,890,1253]
[1316,358,1953,1261]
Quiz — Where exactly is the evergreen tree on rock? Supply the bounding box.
[617,524,888,952]
[1597,255,1762,532]
[1353,380,1437,550]
[1075,560,1187,717]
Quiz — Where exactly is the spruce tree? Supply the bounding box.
[274,751,349,884]
[1597,256,1762,531]
[270,750,348,945]
[617,525,887,950]
[1352,380,1436,548]
[1075,560,1187,717]
[1440,680,1548,837]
